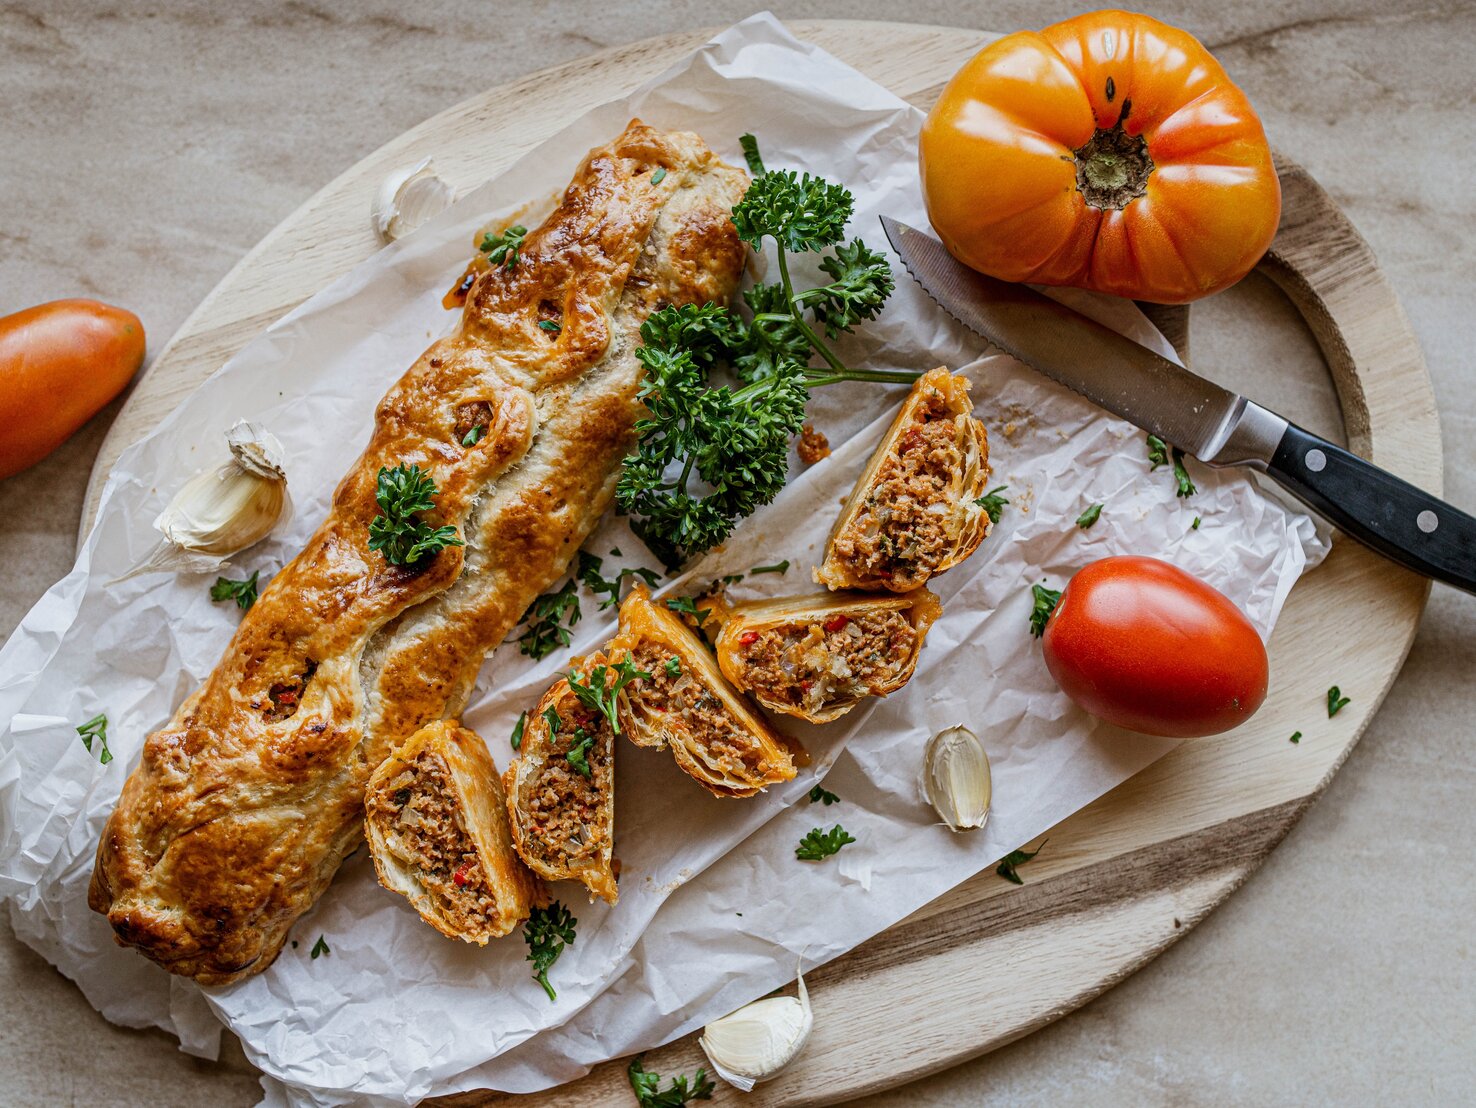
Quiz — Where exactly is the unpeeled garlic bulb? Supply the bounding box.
[113,420,289,582]
[371,159,454,241]
[699,970,812,1092]
[922,724,992,832]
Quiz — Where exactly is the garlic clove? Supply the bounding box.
[111,420,290,584]
[699,970,812,1092]
[371,159,454,242]
[922,724,992,832]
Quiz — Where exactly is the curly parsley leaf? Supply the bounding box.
[367,464,463,567]
[210,569,260,611]
[516,577,581,660]
[524,902,576,1002]
[996,840,1046,885]
[76,713,112,765]
[730,169,853,255]
[974,485,1009,525]
[1029,583,1062,639]
[1327,686,1351,717]
[627,1056,715,1108]
[808,784,839,806]
[795,824,856,861]
[799,237,895,338]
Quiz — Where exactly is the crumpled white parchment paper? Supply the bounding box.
[0,14,1325,1107]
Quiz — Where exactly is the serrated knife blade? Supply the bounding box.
[881,215,1273,465]
[879,214,1476,595]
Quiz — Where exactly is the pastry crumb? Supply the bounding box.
[797,423,831,465]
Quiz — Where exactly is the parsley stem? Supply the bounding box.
[806,368,921,386]
[775,248,846,375]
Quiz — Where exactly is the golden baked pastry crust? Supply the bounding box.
[610,584,798,798]
[87,120,748,984]
[364,720,541,943]
[816,367,992,592]
[715,588,942,723]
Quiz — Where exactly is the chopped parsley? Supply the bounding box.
[974,485,1009,524]
[480,224,528,268]
[1147,434,1170,471]
[996,840,1046,885]
[576,550,660,611]
[795,824,856,861]
[76,713,111,765]
[516,577,581,660]
[1290,730,1303,744]
[367,464,464,567]
[1075,503,1103,529]
[738,132,766,176]
[650,167,667,186]
[1172,448,1196,498]
[524,901,576,1002]
[750,560,790,575]
[565,727,595,777]
[510,711,527,751]
[538,319,561,333]
[309,935,330,959]
[627,1056,715,1107]
[210,569,260,611]
[664,595,709,626]
[664,655,681,678]
[1192,516,1202,530]
[808,784,839,806]
[1029,583,1062,638]
[567,657,649,737]
[542,705,562,736]
[462,424,486,447]
[1327,686,1351,717]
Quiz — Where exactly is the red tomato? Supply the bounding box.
[1041,556,1268,738]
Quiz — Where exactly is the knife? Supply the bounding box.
[881,215,1476,595]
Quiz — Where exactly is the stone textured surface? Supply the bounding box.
[2,2,1473,1105]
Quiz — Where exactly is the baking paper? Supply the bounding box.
[0,14,1325,1106]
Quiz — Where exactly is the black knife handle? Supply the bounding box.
[1267,423,1476,594]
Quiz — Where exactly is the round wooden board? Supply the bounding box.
[83,21,1439,1106]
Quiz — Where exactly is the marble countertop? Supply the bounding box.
[2,2,1473,1104]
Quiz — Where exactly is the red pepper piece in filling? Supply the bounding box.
[452,862,472,887]
[739,631,760,647]
[823,614,850,633]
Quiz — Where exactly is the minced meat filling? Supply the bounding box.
[523,694,609,866]
[367,751,499,930]
[831,402,962,589]
[737,609,916,712]
[626,645,763,773]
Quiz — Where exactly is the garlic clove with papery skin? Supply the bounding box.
[111,420,290,583]
[371,159,454,242]
[699,970,812,1092]
[922,724,992,832]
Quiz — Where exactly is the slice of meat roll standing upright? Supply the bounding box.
[505,653,622,904]
[816,367,992,592]
[610,584,798,798]
[364,720,540,943]
[715,589,942,723]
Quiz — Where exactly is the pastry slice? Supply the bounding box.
[715,589,942,723]
[364,720,541,944]
[610,584,798,798]
[504,654,620,904]
[816,367,992,592]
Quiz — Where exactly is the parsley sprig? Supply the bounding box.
[567,657,650,737]
[808,784,840,806]
[576,550,660,611]
[615,137,914,568]
[210,570,260,611]
[627,1056,715,1107]
[796,824,856,861]
[76,713,111,765]
[524,901,576,1002]
[975,485,1009,524]
[480,224,528,268]
[367,464,463,567]
[1029,583,1062,638]
[996,840,1046,885]
[516,578,581,660]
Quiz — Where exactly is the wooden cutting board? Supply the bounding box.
[82,20,1438,1106]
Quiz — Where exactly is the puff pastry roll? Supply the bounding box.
[715,589,942,723]
[505,654,619,904]
[88,121,748,983]
[816,367,991,592]
[610,585,797,798]
[364,720,539,943]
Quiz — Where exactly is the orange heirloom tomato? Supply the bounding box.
[1041,556,1269,738]
[921,10,1281,304]
[0,299,145,480]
